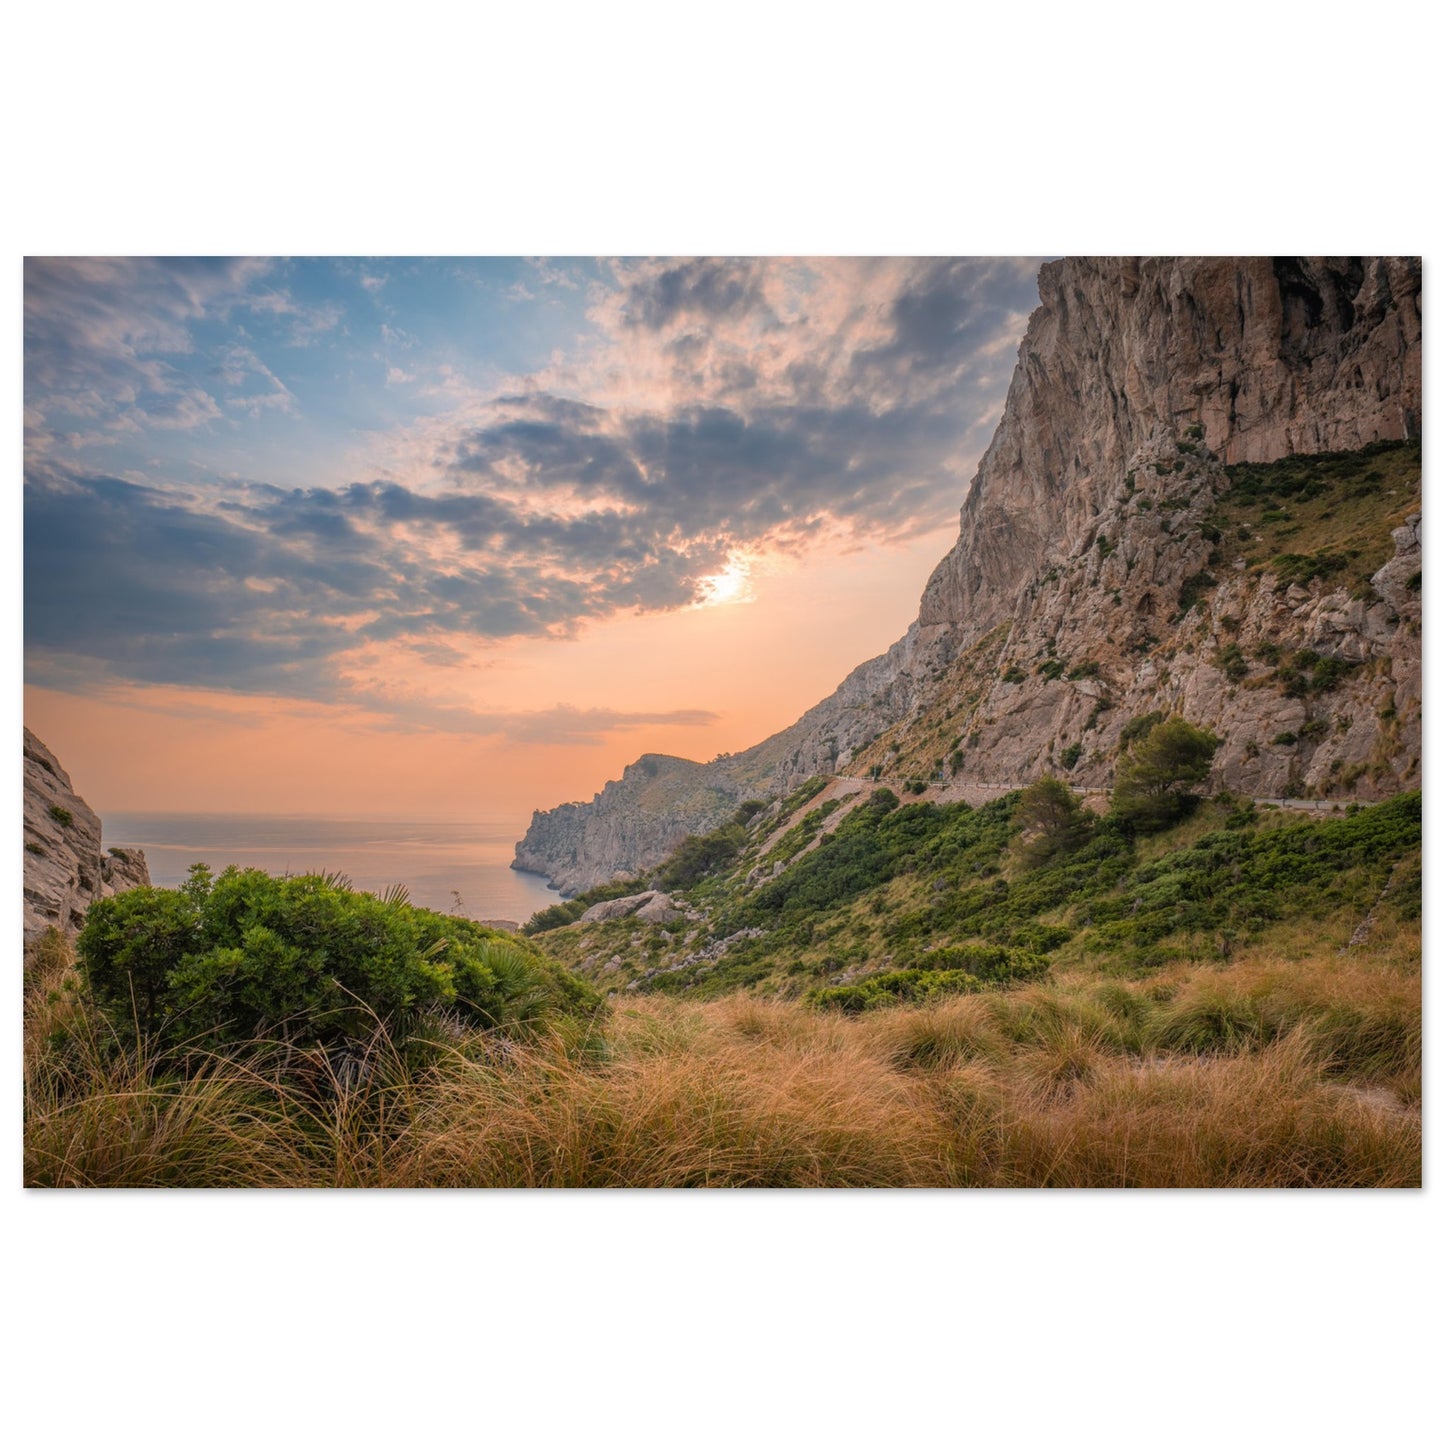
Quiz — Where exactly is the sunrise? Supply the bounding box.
[23,255,1423,1199]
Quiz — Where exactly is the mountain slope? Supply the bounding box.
[514,257,1422,895]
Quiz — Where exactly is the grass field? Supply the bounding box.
[24,914,1419,1188]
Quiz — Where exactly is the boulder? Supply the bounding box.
[578,890,682,925]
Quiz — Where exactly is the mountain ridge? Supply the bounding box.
[514,257,1422,896]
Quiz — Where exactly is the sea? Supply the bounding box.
[103,813,563,926]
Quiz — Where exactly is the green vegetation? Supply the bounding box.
[48,804,73,827]
[527,745,1419,1017]
[1213,642,1249,682]
[1014,776,1092,869]
[1209,439,1420,595]
[1111,717,1221,833]
[1118,710,1165,748]
[809,944,1048,1012]
[1176,569,1218,617]
[1272,649,1361,698]
[758,797,843,869]
[79,865,598,1053]
[656,820,748,891]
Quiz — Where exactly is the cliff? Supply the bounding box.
[23,728,150,939]
[515,257,1422,894]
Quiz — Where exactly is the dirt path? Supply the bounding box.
[836,774,1351,815]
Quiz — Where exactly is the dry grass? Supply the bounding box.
[24,928,1420,1188]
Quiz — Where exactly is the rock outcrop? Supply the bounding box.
[515,257,1423,893]
[578,890,684,925]
[23,728,150,939]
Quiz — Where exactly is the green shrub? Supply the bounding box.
[1272,551,1351,588]
[48,805,73,827]
[79,865,598,1051]
[1119,711,1166,749]
[657,822,747,890]
[1212,643,1248,683]
[808,948,1048,1012]
[1177,571,1218,616]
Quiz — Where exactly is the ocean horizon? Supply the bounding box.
[104,811,562,924]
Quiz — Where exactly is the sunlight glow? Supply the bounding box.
[696,558,754,607]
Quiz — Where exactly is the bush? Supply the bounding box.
[79,865,598,1051]
[1213,643,1249,683]
[1119,711,1166,749]
[808,948,1049,1012]
[48,805,73,827]
[1177,571,1218,616]
[656,822,747,890]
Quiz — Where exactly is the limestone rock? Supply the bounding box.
[23,728,150,939]
[578,890,682,925]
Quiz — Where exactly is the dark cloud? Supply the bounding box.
[620,258,774,331]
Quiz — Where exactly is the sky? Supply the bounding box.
[24,256,1044,820]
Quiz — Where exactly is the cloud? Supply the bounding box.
[23,257,325,458]
[25,257,1044,718]
[360,701,722,745]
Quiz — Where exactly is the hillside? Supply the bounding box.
[514,257,1422,895]
[523,775,1420,1003]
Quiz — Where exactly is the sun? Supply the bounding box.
[696,558,754,607]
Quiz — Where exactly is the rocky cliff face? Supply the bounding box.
[515,257,1422,894]
[23,729,150,939]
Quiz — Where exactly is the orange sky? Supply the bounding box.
[24,522,958,821]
